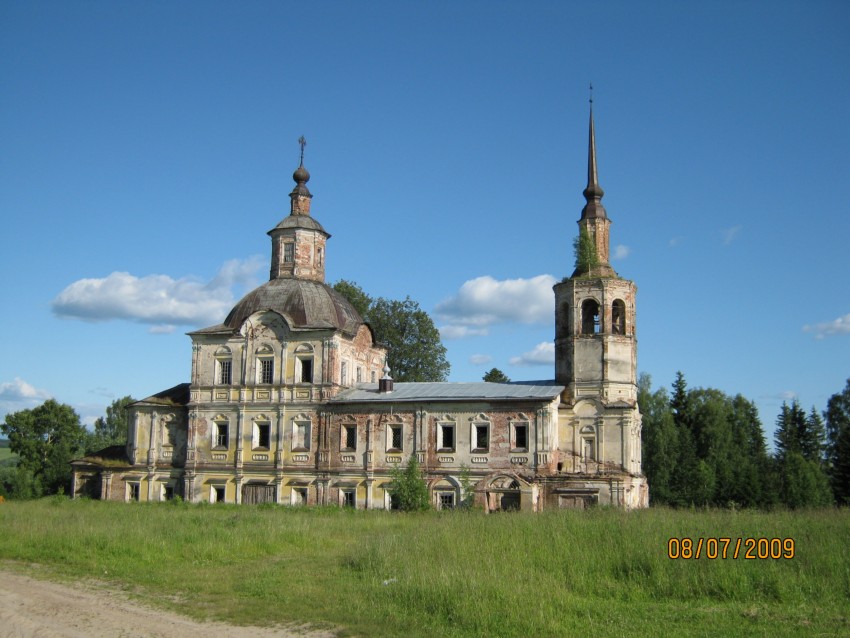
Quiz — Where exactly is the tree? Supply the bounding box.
[573,226,598,275]
[483,368,510,383]
[332,279,372,318]
[1,399,88,497]
[333,280,450,382]
[638,373,678,505]
[388,455,430,511]
[88,395,135,453]
[825,378,850,504]
[774,400,832,508]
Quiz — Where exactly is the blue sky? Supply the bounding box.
[1,1,848,442]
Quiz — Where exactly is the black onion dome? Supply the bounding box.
[224,278,362,335]
[293,165,310,184]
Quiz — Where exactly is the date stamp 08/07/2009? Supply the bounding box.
[667,537,795,560]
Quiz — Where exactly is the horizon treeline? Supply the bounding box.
[640,372,850,508]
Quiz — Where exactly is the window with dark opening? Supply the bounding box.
[581,299,600,334]
[215,422,228,448]
[255,423,270,449]
[390,425,402,451]
[439,424,455,450]
[514,423,528,451]
[342,490,355,508]
[283,243,294,263]
[439,492,455,510]
[300,358,313,383]
[164,485,174,501]
[128,483,140,502]
[474,424,489,451]
[343,425,357,450]
[213,486,225,503]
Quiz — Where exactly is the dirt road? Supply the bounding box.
[0,569,338,638]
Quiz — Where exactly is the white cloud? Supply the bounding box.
[439,325,489,339]
[722,225,742,245]
[0,378,52,402]
[612,244,630,260]
[509,342,555,366]
[52,256,264,330]
[469,354,492,365]
[436,275,556,338]
[803,313,850,339]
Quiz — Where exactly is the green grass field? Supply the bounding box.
[0,447,16,465]
[0,499,847,637]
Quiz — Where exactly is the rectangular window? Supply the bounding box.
[260,358,273,384]
[292,487,307,505]
[343,425,357,451]
[583,438,596,461]
[341,361,348,385]
[293,422,311,451]
[215,422,229,448]
[356,367,362,382]
[299,358,313,383]
[513,423,528,451]
[128,482,140,502]
[283,243,294,263]
[254,423,271,449]
[342,489,355,508]
[212,486,225,503]
[473,424,489,451]
[389,425,402,451]
[218,359,232,385]
[439,423,455,451]
[439,492,455,510]
[163,485,174,501]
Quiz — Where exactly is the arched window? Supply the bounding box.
[612,300,626,335]
[581,299,600,335]
[255,344,274,384]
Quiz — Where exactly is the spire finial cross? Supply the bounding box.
[298,135,306,166]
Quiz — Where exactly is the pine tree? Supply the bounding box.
[825,378,850,504]
[638,373,678,505]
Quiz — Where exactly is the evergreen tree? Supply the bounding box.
[573,226,599,274]
[774,401,832,508]
[668,372,701,506]
[482,368,510,383]
[825,378,850,504]
[638,373,678,505]
[388,455,430,511]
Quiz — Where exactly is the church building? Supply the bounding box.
[72,112,648,510]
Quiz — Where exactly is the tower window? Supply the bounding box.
[581,300,601,334]
[612,300,626,335]
[283,243,294,263]
[214,421,229,449]
[259,358,274,384]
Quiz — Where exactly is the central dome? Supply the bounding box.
[224,278,362,335]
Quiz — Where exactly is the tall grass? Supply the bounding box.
[1,499,848,637]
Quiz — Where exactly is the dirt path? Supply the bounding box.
[0,569,338,638]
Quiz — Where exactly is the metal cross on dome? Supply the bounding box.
[298,135,306,165]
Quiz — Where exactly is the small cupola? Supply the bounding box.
[378,363,394,393]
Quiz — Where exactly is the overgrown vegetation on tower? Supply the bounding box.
[572,226,599,275]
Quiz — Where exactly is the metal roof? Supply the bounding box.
[331,381,563,404]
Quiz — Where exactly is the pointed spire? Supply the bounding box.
[581,90,607,220]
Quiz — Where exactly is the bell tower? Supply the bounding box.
[554,105,639,410]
